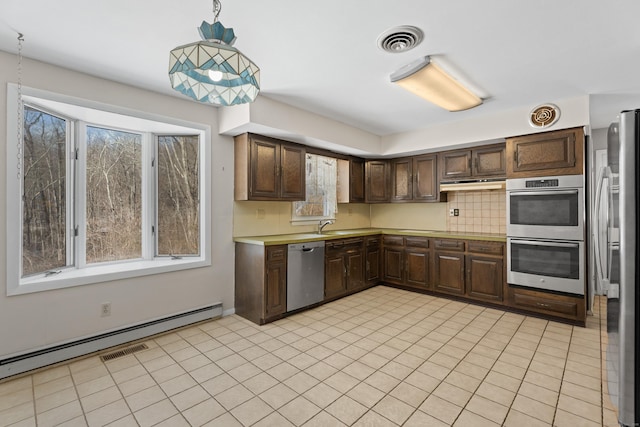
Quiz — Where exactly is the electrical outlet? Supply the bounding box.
[454,208,459,216]
[101,302,111,317]
[449,208,455,217]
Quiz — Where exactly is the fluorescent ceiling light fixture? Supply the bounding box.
[390,56,482,111]
[168,0,260,106]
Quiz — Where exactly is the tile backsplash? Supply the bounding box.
[446,190,506,234]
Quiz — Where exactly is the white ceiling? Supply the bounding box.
[2,0,640,135]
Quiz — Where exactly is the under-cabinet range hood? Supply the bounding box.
[439,179,506,192]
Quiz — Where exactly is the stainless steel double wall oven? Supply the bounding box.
[506,174,585,295]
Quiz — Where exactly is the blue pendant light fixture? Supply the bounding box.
[168,0,260,106]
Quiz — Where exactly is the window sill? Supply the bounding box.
[290,218,336,225]
[9,258,210,296]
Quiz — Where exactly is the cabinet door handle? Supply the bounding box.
[275,164,280,177]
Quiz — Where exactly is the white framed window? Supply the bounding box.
[292,153,338,223]
[6,85,211,295]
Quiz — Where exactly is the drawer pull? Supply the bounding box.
[536,302,550,308]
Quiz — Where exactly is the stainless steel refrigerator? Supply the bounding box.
[596,111,638,426]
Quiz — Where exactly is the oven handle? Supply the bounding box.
[510,239,580,249]
[508,190,579,197]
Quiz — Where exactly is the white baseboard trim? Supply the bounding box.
[222,307,236,317]
[0,303,223,380]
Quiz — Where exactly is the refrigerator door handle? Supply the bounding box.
[607,174,618,281]
[593,166,609,291]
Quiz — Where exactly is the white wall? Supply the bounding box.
[220,93,590,159]
[218,96,382,156]
[233,202,371,237]
[382,96,590,155]
[370,203,448,230]
[0,51,235,358]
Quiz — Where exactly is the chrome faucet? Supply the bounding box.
[318,220,334,234]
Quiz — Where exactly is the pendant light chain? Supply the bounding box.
[16,33,24,181]
[212,0,221,22]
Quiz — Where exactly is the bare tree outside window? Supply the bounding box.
[14,92,207,290]
[86,126,142,263]
[292,154,337,221]
[157,136,200,256]
[22,106,67,276]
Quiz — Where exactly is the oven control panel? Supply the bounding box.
[525,179,559,188]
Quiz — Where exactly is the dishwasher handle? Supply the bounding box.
[302,247,315,253]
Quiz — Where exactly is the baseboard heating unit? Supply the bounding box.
[0,303,223,380]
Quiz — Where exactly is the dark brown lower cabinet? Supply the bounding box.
[265,247,287,317]
[434,251,465,295]
[236,233,583,326]
[325,253,347,299]
[383,245,404,285]
[235,243,287,325]
[508,286,585,323]
[466,255,503,302]
[382,235,431,289]
[365,236,381,285]
[465,241,504,302]
[433,239,465,295]
[405,249,430,288]
[324,238,365,300]
[346,250,365,291]
[432,239,505,302]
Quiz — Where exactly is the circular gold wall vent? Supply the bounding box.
[529,104,560,128]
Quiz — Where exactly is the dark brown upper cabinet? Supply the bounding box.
[349,158,366,203]
[391,154,443,203]
[439,143,506,182]
[365,160,391,203]
[391,157,413,202]
[506,127,584,178]
[234,133,306,201]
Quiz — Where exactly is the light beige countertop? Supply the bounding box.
[234,228,506,246]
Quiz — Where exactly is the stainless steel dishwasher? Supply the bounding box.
[287,241,325,312]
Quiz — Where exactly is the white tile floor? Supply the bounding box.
[0,286,616,426]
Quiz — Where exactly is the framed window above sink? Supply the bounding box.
[291,154,338,223]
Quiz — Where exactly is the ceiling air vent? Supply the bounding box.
[377,26,424,53]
